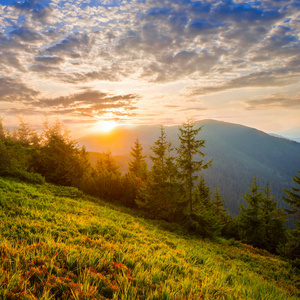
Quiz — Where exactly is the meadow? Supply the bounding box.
[0,177,299,300]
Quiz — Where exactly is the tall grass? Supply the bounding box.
[0,177,299,299]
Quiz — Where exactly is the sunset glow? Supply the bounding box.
[0,0,299,138]
[94,120,118,133]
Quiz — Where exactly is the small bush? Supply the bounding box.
[0,168,45,185]
[48,185,83,199]
[12,169,45,184]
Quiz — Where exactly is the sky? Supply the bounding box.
[0,0,299,137]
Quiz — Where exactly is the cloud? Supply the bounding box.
[1,107,43,116]
[35,89,140,118]
[2,0,298,87]
[29,64,60,73]
[187,68,300,96]
[13,0,53,23]
[34,56,65,65]
[10,26,43,42]
[0,52,26,72]
[0,35,28,52]
[54,69,122,83]
[141,49,220,82]
[244,93,300,110]
[212,0,282,24]
[188,20,225,36]
[0,77,40,102]
[45,33,94,58]
[0,0,300,127]
[0,81,140,119]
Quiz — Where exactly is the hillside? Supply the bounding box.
[0,177,299,299]
[78,120,300,215]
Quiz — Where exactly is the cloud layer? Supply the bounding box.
[0,0,299,130]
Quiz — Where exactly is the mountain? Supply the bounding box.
[277,127,300,143]
[78,119,300,215]
[1,176,299,299]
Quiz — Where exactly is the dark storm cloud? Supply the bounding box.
[245,94,300,110]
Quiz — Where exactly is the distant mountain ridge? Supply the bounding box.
[78,119,300,215]
[276,127,300,143]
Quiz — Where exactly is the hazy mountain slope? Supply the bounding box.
[0,177,299,299]
[278,127,300,143]
[78,119,300,215]
[197,120,300,214]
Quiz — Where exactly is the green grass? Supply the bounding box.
[0,177,299,299]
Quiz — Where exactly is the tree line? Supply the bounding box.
[0,116,299,259]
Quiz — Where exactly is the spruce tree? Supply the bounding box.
[16,117,35,146]
[213,186,227,216]
[128,138,147,180]
[238,177,264,248]
[0,116,6,139]
[32,121,89,187]
[191,177,223,237]
[176,119,212,213]
[283,171,300,257]
[96,151,121,176]
[138,126,183,220]
[127,139,148,207]
[261,183,286,253]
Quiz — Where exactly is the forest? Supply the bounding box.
[0,116,299,260]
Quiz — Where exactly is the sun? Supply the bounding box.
[95,120,117,133]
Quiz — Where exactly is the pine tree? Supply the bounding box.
[32,121,88,187]
[176,119,212,213]
[213,186,227,216]
[260,183,286,253]
[283,171,300,257]
[238,178,264,248]
[137,126,183,220]
[12,117,40,146]
[128,138,147,180]
[96,151,121,176]
[190,177,223,237]
[0,116,6,139]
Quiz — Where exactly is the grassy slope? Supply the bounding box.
[0,177,299,300]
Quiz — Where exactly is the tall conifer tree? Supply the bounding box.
[238,177,264,248]
[283,171,300,257]
[176,119,212,213]
[138,126,182,220]
[261,183,286,252]
[128,138,147,180]
[192,177,223,237]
